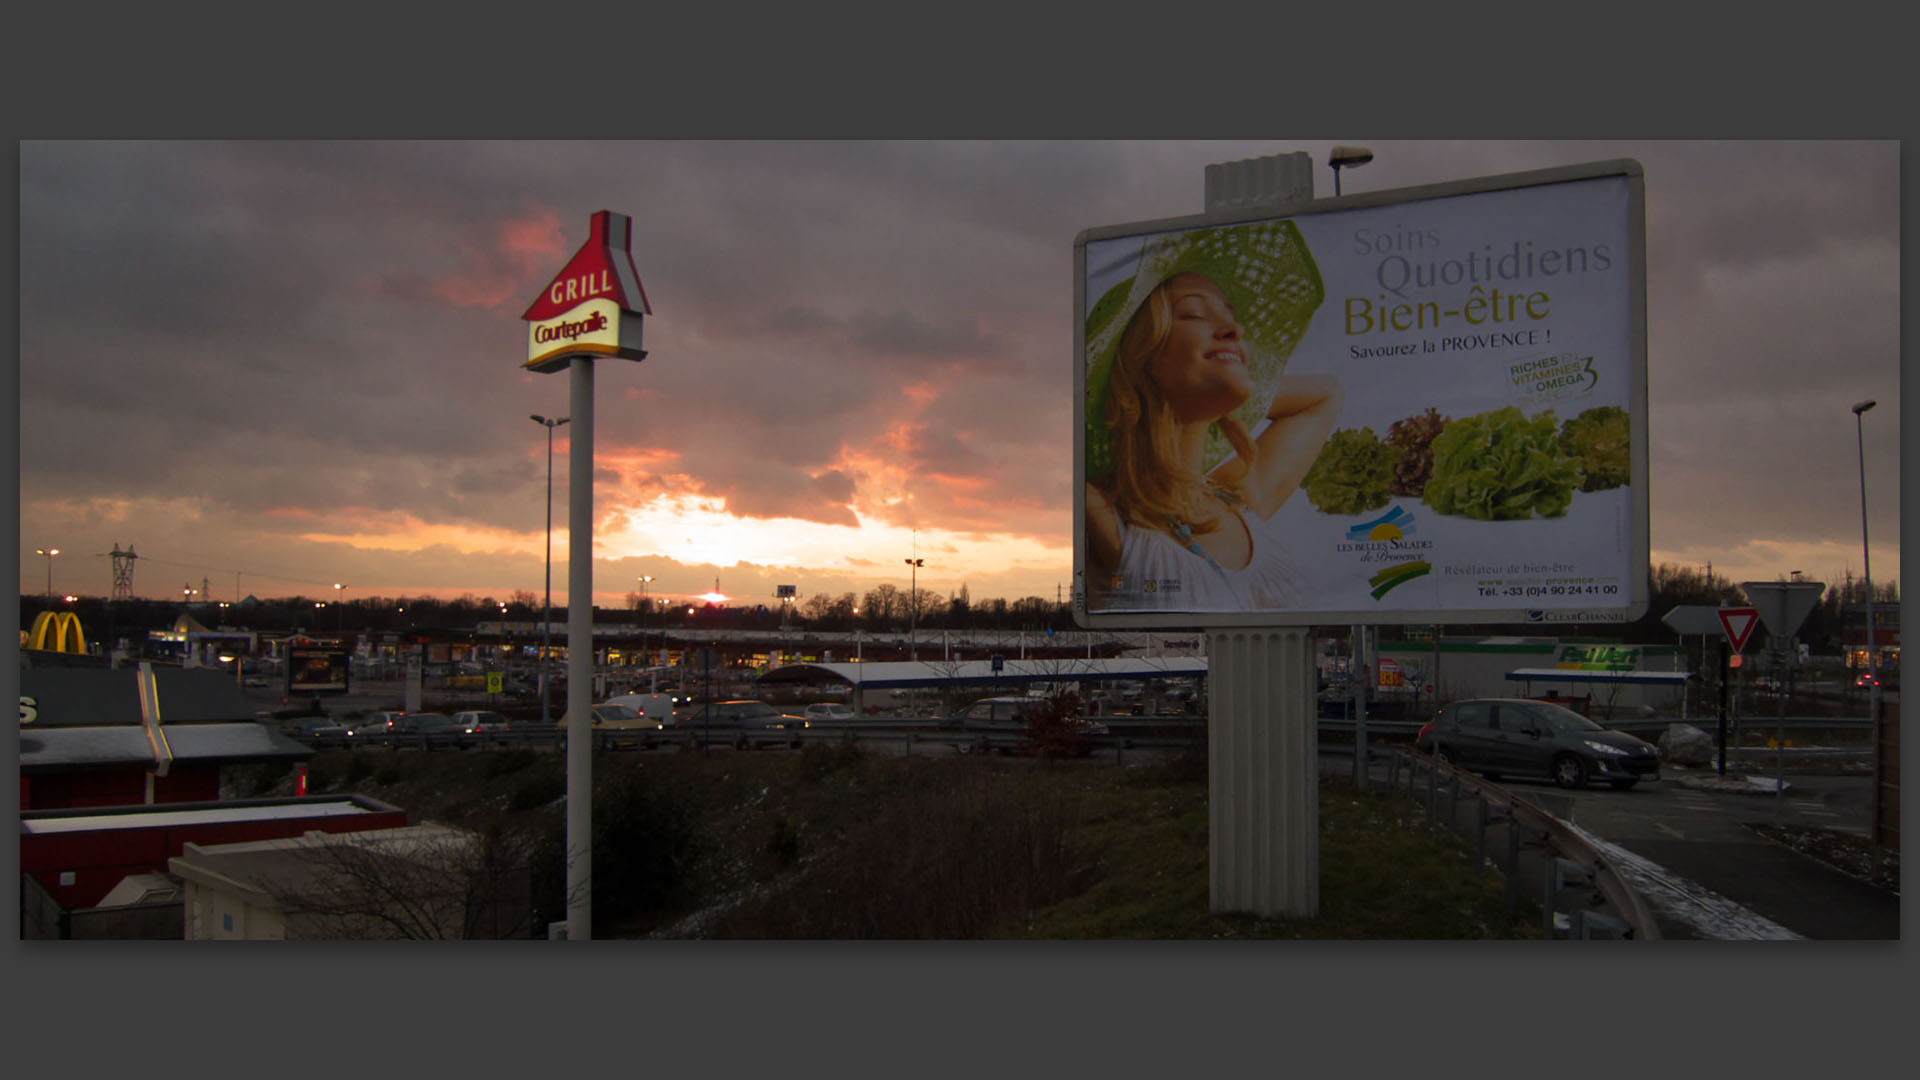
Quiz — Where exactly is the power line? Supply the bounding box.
[98,553,411,596]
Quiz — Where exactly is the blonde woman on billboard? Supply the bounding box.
[1084,220,1339,611]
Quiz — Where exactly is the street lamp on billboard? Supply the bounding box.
[1329,145,1374,197]
[532,413,570,725]
[1851,399,1879,715]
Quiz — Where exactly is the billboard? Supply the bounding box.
[287,644,350,694]
[1075,161,1647,628]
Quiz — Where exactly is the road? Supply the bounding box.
[1437,766,1897,940]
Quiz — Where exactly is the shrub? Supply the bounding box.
[248,762,294,797]
[694,762,1092,939]
[798,732,864,777]
[509,772,565,812]
[588,766,696,921]
[486,749,538,780]
[1024,691,1089,758]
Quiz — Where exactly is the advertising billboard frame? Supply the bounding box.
[1073,159,1648,629]
[286,644,351,695]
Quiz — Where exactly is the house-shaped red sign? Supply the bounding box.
[521,210,650,373]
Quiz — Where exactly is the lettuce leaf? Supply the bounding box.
[1299,427,1396,515]
[1421,406,1583,520]
[1559,405,1631,492]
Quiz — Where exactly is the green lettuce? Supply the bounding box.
[1300,427,1396,515]
[1421,406,1582,520]
[1559,405,1631,492]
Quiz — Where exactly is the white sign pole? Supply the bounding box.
[566,356,595,942]
[524,210,650,941]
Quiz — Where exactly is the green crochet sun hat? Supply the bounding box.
[1084,219,1324,480]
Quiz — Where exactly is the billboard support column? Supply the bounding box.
[566,356,595,943]
[1208,628,1317,917]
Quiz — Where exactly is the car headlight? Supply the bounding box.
[1583,740,1629,756]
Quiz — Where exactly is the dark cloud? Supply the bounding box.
[18,140,1903,602]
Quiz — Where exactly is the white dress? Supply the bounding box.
[1097,505,1310,612]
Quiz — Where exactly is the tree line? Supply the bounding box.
[20,563,1894,648]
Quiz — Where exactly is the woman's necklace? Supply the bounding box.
[1164,485,1242,583]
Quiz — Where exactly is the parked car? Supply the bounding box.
[677,700,805,748]
[451,709,512,745]
[941,696,1110,741]
[554,703,660,732]
[1415,697,1659,790]
[393,712,466,748]
[801,702,857,724]
[281,715,351,746]
[353,710,407,735]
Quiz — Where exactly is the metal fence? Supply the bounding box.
[1378,746,1659,940]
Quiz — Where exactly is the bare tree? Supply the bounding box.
[252,824,539,940]
[862,584,902,629]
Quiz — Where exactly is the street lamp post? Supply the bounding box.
[1328,145,1374,197]
[333,583,347,634]
[905,557,924,662]
[532,414,571,725]
[638,573,654,655]
[637,575,655,689]
[35,548,60,599]
[1851,400,1879,717]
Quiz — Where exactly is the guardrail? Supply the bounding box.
[1378,746,1659,940]
[293,710,1874,759]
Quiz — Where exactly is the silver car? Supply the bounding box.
[802,703,857,724]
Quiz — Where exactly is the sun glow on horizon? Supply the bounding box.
[600,491,1070,590]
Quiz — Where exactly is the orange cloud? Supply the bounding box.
[431,207,570,311]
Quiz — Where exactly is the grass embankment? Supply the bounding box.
[259,743,1540,940]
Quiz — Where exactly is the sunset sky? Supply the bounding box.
[15,140,1903,613]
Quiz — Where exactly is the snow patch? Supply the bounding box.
[1567,823,1803,941]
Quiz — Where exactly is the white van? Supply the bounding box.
[599,693,676,725]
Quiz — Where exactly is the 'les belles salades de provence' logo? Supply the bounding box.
[1334,506,1433,599]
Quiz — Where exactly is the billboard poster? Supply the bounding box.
[287,644,350,693]
[1076,161,1646,627]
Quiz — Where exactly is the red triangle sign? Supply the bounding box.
[1717,607,1759,652]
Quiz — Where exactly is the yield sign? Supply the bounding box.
[1717,607,1760,652]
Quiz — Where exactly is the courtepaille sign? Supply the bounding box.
[522,210,651,373]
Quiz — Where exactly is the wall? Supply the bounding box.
[21,804,409,909]
[184,882,286,940]
[23,764,222,812]
[17,874,182,940]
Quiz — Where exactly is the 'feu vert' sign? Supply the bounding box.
[1555,646,1640,671]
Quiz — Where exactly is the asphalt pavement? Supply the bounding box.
[1579,766,1898,940]
[1337,751,1899,940]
